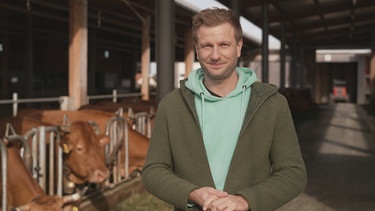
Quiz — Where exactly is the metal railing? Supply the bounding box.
[0,138,7,211]
[0,90,143,116]
[104,109,130,186]
[24,126,64,196]
[88,90,142,103]
[128,107,153,138]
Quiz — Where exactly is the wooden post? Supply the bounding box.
[141,15,150,101]
[69,0,88,110]
[184,28,194,78]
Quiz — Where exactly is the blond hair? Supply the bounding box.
[192,7,243,44]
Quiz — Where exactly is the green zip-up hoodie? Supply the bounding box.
[185,67,257,191]
[142,72,307,211]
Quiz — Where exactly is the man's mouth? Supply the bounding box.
[208,63,223,69]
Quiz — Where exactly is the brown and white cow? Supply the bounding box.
[0,139,84,211]
[15,109,150,175]
[60,121,109,184]
[0,115,110,185]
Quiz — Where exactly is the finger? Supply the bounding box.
[211,197,237,211]
[202,197,217,210]
[208,189,228,198]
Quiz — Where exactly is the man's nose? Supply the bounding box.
[210,47,220,60]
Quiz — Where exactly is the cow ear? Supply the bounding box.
[63,143,71,154]
[58,125,71,135]
[60,136,73,154]
[99,135,110,147]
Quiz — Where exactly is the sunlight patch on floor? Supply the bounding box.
[318,104,371,157]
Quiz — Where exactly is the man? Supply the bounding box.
[142,7,306,211]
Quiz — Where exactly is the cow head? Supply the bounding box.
[59,121,110,184]
[2,137,86,211]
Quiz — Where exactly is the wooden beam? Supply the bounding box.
[184,28,194,78]
[141,15,150,101]
[69,0,88,110]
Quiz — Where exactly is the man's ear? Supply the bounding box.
[237,38,243,57]
[195,46,199,61]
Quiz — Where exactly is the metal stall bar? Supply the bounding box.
[39,126,47,191]
[128,107,153,138]
[23,126,63,196]
[105,112,128,186]
[0,138,7,211]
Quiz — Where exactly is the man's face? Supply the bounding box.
[195,22,243,82]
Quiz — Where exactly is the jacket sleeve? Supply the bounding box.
[237,93,307,211]
[141,98,200,210]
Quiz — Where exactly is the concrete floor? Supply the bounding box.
[278,103,375,211]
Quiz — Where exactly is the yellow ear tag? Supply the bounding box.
[63,144,70,154]
[72,207,79,211]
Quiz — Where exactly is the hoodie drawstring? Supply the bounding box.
[200,92,205,132]
[240,85,246,132]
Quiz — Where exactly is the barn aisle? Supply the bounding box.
[278,103,375,211]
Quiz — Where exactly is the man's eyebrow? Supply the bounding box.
[198,41,212,46]
[220,40,232,44]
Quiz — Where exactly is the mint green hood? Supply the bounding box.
[185,67,258,190]
[185,67,257,101]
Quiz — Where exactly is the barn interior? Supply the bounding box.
[1,0,375,210]
[1,0,374,115]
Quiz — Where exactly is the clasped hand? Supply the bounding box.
[189,187,249,211]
